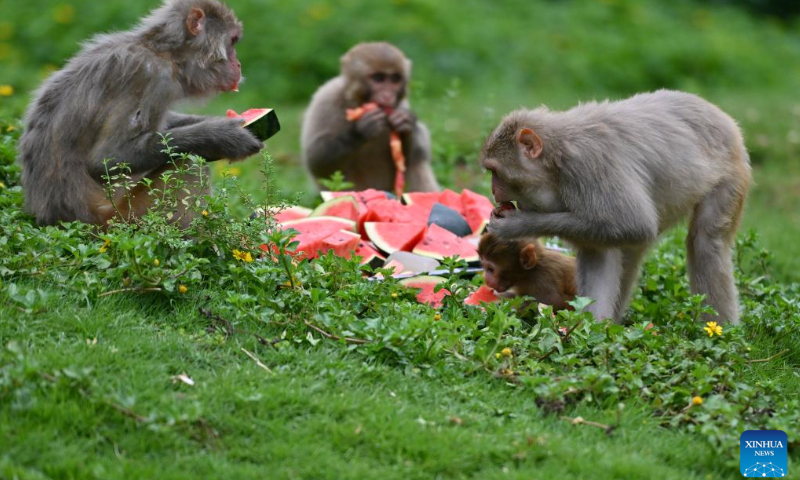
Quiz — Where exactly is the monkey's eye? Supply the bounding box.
[389,73,403,84]
[231,35,239,46]
[370,72,387,83]
[485,265,495,274]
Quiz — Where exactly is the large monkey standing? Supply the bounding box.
[482,90,751,324]
[301,42,439,193]
[18,0,264,227]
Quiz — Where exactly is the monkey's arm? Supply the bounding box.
[403,121,440,191]
[490,209,658,247]
[89,117,262,179]
[165,112,206,128]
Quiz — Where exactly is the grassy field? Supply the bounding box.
[1,1,800,479]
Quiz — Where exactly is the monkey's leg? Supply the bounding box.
[576,247,623,321]
[613,244,650,323]
[686,180,747,325]
[115,161,211,228]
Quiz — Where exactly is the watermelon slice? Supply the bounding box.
[319,230,361,258]
[274,206,312,223]
[460,189,494,234]
[320,189,388,204]
[364,222,427,254]
[399,276,451,308]
[226,108,281,141]
[355,241,385,268]
[362,199,428,224]
[310,195,360,222]
[438,189,465,215]
[428,203,471,237]
[402,192,440,210]
[412,224,479,263]
[274,216,357,259]
[464,285,500,306]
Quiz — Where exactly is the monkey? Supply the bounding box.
[478,232,577,311]
[481,90,751,324]
[17,0,264,227]
[300,42,439,193]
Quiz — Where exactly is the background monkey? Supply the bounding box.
[482,90,751,324]
[18,0,263,227]
[301,42,439,193]
[478,232,577,311]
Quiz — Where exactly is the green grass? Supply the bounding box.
[2,0,800,478]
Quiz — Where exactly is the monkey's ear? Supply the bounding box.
[520,244,538,270]
[517,128,543,160]
[186,8,205,36]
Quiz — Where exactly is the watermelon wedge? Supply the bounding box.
[274,216,357,259]
[464,285,500,306]
[460,189,494,234]
[402,192,440,210]
[399,276,451,308]
[274,206,312,223]
[226,108,281,141]
[320,189,388,204]
[319,230,361,258]
[364,222,427,254]
[412,224,479,263]
[355,241,385,268]
[310,195,360,222]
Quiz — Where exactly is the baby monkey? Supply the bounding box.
[478,232,577,311]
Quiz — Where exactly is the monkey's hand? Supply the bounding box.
[204,117,264,161]
[353,108,389,140]
[388,108,417,135]
[488,209,540,239]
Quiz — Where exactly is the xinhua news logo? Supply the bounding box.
[740,430,788,477]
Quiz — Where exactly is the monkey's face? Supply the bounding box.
[365,71,405,108]
[217,30,243,92]
[481,258,514,293]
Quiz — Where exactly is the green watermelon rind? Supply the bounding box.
[242,108,281,142]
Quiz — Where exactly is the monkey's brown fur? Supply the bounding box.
[301,42,439,192]
[18,0,263,227]
[478,233,576,311]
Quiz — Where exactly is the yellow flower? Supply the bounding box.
[433,313,441,321]
[153,259,160,266]
[391,292,398,299]
[501,347,513,358]
[6,125,14,132]
[0,85,13,97]
[99,238,110,253]
[0,181,4,188]
[692,396,703,406]
[201,210,209,217]
[232,249,253,263]
[178,285,188,294]
[495,352,501,359]
[703,321,722,337]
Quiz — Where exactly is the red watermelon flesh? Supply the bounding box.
[274,206,312,223]
[355,241,385,267]
[363,199,427,224]
[320,189,388,204]
[464,285,500,306]
[274,216,357,259]
[412,224,479,262]
[438,189,465,215]
[320,230,361,258]
[399,276,451,308]
[364,222,427,254]
[402,192,440,210]
[460,189,494,233]
[310,195,361,222]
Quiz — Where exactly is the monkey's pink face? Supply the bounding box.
[366,71,404,108]
[219,31,243,91]
[481,260,512,293]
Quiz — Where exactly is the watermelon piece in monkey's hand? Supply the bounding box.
[226,108,281,141]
